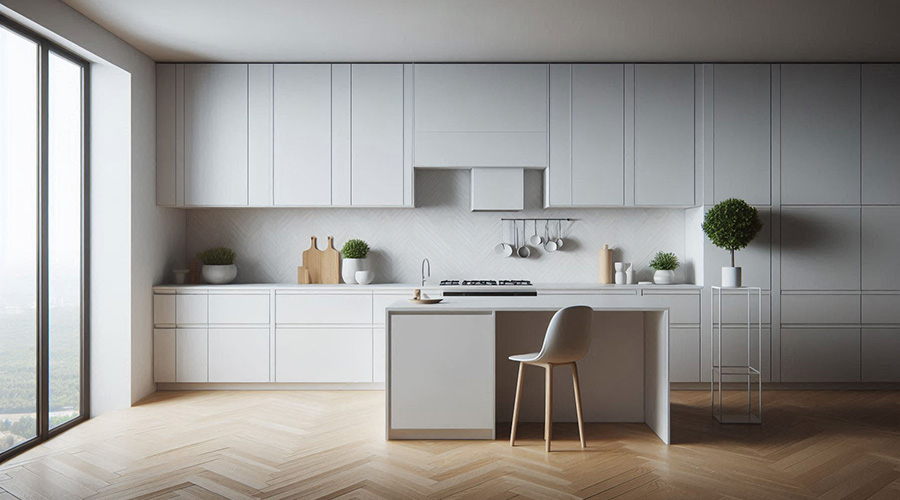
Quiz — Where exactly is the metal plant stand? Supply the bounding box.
[711,286,762,424]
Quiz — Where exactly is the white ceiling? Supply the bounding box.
[59,0,900,63]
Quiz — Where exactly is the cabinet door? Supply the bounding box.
[156,64,183,206]
[669,328,699,383]
[351,64,406,206]
[275,328,373,382]
[862,65,900,205]
[153,293,176,327]
[273,64,332,206]
[208,328,269,382]
[781,207,861,290]
[863,329,900,381]
[781,294,860,325]
[414,64,548,167]
[781,64,860,205]
[712,64,771,205]
[633,64,695,206]
[248,64,273,206]
[154,329,176,383]
[862,207,900,290]
[176,328,208,383]
[373,327,386,383]
[781,328,860,382]
[390,313,494,431]
[275,293,373,325]
[184,64,249,206]
[175,293,208,327]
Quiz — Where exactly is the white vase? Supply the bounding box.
[722,267,742,288]
[653,270,675,285]
[202,264,237,284]
[355,270,374,285]
[342,258,364,284]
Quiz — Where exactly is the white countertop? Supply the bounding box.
[153,282,702,292]
[386,295,671,312]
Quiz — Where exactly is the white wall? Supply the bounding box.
[0,0,186,414]
[186,170,688,285]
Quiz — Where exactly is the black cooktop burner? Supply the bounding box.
[439,280,533,286]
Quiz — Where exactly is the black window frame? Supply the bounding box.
[0,13,90,464]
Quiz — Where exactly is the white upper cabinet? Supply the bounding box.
[780,64,861,205]
[273,64,333,206]
[184,64,249,206]
[156,64,183,207]
[547,64,625,207]
[712,64,771,205]
[862,64,900,205]
[248,64,274,206]
[414,64,548,168]
[633,64,696,206]
[350,64,411,206]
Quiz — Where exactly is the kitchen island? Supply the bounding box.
[385,296,672,444]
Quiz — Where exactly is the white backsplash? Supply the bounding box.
[185,170,690,284]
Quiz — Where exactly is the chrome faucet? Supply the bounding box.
[421,258,431,286]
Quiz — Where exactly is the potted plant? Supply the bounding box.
[650,251,679,285]
[197,247,237,284]
[701,198,763,288]
[341,239,370,284]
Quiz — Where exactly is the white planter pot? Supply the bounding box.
[202,264,237,284]
[342,258,364,284]
[722,266,742,288]
[653,270,676,285]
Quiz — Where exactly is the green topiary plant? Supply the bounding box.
[341,239,370,259]
[701,198,763,267]
[650,252,679,271]
[197,247,236,266]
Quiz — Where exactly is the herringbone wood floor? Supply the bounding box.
[2,390,900,499]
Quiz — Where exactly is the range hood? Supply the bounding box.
[470,168,524,211]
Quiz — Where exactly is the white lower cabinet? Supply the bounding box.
[781,328,860,382]
[154,329,176,383]
[701,328,771,383]
[176,328,208,383]
[373,328,386,383]
[208,328,270,382]
[276,328,373,383]
[862,329,900,382]
[390,313,495,430]
[669,328,700,382]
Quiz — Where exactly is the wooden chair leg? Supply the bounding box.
[545,364,553,452]
[572,362,586,449]
[510,362,525,446]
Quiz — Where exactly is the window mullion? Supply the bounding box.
[38,41,50,440]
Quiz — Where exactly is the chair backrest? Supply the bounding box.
[534,305,594,364]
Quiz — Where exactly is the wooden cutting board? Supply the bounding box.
[301,237,323,284]
[321,236,341,284]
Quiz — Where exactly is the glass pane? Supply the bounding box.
[0,26,39,452]
[48,52,83,429]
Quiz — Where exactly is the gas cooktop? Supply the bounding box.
[439,280,533,286]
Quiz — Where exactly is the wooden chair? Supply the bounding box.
[508,305,593,452]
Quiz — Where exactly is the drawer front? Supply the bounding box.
[643,293,700,325]
[782,294,860,325]
[669,328,699,383]
[154,294,176,327]
[373,293,411,325]
[862,295,900,324]
[275,328,373,382]
[276,293,373,325]
[713,293,771,325]
[176,294,209,326]
[781,328,860,382]
[208,328,270,382]
[209,294,270,325]
[862,329,900,382]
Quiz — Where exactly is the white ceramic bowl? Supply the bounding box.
[355,270,374,285]
[202,264,237,284]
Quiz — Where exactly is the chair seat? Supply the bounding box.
[509,352,541,363]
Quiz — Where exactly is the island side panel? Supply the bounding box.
[644,309,671,444]
[387,311,495,439]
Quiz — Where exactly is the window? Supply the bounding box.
[0,15,89,461]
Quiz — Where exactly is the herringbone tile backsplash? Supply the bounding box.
[186,170,688,284]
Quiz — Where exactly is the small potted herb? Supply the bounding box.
[702,198,763,287]
[197,247,237,284]
[649,251,679,285]
[340,239,370,284]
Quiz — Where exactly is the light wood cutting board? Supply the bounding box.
[301,237,323,284]
[321,236,341,284]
